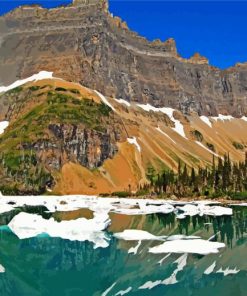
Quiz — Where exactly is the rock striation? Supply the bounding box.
[1,0,247,116]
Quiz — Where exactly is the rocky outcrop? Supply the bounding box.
[1,0,247,116]
[47,123,118,169]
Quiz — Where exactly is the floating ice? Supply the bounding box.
[0,203,15,214]
[230,203,247,207]
[0,71,54,93]
[177,204,232,217]
[114,229,167,241]
[0,195,234,219]
[149,238,225,255]
[137,104,187,139]
[94,90,116,111]
[200,116,212,128]
[127,137,141,152]
[0,121,9,135]
[8,211,111,248]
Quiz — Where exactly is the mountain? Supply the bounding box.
[0,0,247,196]
[1,0,247,116]
[0,73,247,195]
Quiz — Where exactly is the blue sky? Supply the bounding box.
[0,1,247,69]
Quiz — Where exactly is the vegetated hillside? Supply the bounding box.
[1,0,247,116]
[1,77,247,196]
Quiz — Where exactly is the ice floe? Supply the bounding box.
[127,137,141,152]
[0,71,54,94]
[94,90,116,111]
[200,116,212,128]
[0,195,234,219]
[137,104,187,139]
[8,211,111,248]
[0,121,9,135]
[114,229,167,241]
[177,204,232,217]
[149,238,225,255]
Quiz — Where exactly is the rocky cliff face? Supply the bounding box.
[1,0,247,116]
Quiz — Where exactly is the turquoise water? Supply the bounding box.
[0,206,246,295]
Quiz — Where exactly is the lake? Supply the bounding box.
[0,196,246,295]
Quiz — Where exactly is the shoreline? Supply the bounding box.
[0,193,246,206]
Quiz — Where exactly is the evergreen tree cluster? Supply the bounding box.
[144,153,247,199]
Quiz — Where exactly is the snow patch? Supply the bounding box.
[127,137,141,152]
[0,71,54,94]
[102,282,117,296]
[216,267,240,276]
[241,116,247,122]
[128,240,141,255]
[195,141,219,157]
[114,98,131,107]
[139,254,187,289]
[204,261,216,275]
[156,127,176,144]
[94,90,116,111]
[139,280,162,290]
[115,287,132,296]
[0,264,5,273]
[212,114,234,121]
[200,116,212,128]
[162,254,187,285]
[137,104,187,139]
[0,121,9,135]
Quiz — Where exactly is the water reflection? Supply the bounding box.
[0,206,246,295]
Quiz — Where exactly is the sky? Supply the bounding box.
[0,1,247,69]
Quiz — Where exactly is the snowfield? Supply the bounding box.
[0,71,54,93]
[0,121,9,135]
